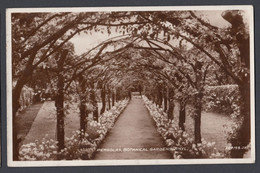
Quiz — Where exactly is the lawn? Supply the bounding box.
[19,101,103,145]
[172,104,232,152]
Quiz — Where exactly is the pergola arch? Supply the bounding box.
[11,10,250,160]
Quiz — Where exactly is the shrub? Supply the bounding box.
[203,85,239,115]
[19,86,34,112]
[59,130,98,160]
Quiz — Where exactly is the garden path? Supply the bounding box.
[21,101,57,144]
[94,97,172,160]
[16,102,44,145]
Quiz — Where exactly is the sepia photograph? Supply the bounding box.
[6,6,254,166]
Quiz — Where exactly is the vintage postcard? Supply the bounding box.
[6,5,255,167]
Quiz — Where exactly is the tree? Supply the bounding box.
[77,75,88,134]
[55,49,68,155]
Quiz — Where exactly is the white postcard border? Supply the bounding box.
[6,5,255,167]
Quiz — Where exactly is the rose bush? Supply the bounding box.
[19,99,129,160]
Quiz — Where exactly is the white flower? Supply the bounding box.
[176,155,182,159]
[192,144,196,149]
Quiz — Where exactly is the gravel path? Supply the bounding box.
[94,98,172,160]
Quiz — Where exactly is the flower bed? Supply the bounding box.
[19,99,129,161]
[143,96,229,159]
